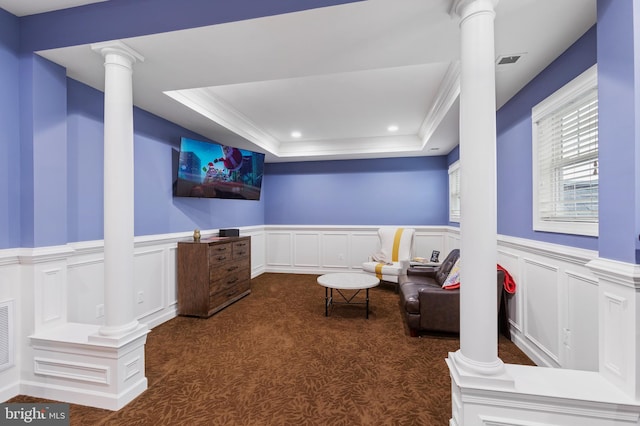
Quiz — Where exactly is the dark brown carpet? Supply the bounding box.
[10,273,534,425]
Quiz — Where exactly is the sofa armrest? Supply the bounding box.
[399,259,410,273]
[417,287,460,334]
[407,266,437,279]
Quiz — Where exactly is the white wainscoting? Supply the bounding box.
[264,225,452,274]
[0,224,611,406]
[0,250,21,403]
[64,226,268,329]
[0,228,267,404]
[498,235,599,371]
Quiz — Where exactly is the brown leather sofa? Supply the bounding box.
[398,249,509,337]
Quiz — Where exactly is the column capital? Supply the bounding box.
[91,40,144,66]
[450,0,499,21]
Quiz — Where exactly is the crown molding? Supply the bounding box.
[164,87,280,154]
[276,134,422,159]
[419,60,460,148]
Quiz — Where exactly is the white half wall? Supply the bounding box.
[0,224,606,408]
[264,225,453,274]
[0,250,20,403]
[497,234,599,371]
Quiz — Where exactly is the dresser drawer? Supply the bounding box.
[210,271,243,293]
[208,243,232,264]
[209,281,249,309]
[232,240,250,259]
[209,258,250,282]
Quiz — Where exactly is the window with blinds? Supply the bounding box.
[448,161,460,223]
[532,65,598,236]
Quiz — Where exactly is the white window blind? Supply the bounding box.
[532,65,598,236]
[448,161,460,222]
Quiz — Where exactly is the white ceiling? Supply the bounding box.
[3,0,596,162]
[0,0,106,16]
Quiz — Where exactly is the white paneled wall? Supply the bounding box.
[0,250,20,402]
[0,224,606,405]
[250,231,266,275]
[566,271,599,370]
[497,235,599,371]
[265,225,451,274]
[321,232,349,268]
[524,258,561,364]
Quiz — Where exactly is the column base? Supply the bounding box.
[28,322,149,410]
[446,362,640,426]
[96,319,140,338]
[447,350,514,390]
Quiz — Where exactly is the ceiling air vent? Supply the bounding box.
[496,53,526,67]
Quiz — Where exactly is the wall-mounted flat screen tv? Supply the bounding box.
[175,137,265,200]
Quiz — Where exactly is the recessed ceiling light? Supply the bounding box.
[291,131,302,138]
[387,125,399,132]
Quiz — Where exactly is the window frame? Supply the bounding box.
[531,64,598,237]
[448,160,460,223]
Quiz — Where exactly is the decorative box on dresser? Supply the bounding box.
[177,236,251,318]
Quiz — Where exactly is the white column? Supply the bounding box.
[91,41,144,337]
[448,0,510,381]
[25,43,149,410]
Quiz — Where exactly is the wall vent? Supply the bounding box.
[0,299,15,372]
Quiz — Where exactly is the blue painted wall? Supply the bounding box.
[496,26,598,251]
[0,0,368,249]
[264,156,449,225]
[4,0,640,261]
[25,56,68,248]
[66,79,265,242]
[0,8,19,249]
[596,0,640,263]
[66,78,104,242]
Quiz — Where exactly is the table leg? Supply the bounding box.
[366,288,369,319]
[325,287,328,316]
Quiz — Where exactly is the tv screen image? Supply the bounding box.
[175,137,265,200]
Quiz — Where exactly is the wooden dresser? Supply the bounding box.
[177,236,251,318]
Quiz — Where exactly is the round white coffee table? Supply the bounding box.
[317,273,380,319]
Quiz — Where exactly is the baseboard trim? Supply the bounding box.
[0,381,20,403]
[140,307,177,330]
[21,377,148,411]
[509,331,556,369]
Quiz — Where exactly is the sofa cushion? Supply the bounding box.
[434,249,460,286]
[442,258,460,289]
